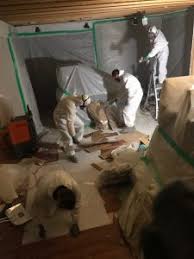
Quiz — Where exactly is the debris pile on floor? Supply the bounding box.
[97,163,135,188]
[35,142,59,162]
[83,130,149,162]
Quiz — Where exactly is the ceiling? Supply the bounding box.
[0,0,194,26]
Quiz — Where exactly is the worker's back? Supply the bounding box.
[120,73,143,102]
[53,96,77,121]
[28,167,81,218]
[153,30,168,53]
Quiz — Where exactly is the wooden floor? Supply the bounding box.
[0,222,131,259]
[0,149,131,259]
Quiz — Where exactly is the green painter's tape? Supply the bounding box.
[63,90,71,96]
[148,8,188,18]
[93,18,127,26]
[7,37,27,113]
[92,8,188,69]
[15,29,92,37]
[92,24,98,67]
[158,127,194,168]
[141,156,163,188]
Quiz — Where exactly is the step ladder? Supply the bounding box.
[142,58,162,120]
[154,77,162,120]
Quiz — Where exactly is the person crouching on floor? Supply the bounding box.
[53,95,91,163]
[29,169,81,238]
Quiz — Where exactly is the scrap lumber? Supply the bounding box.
[84,140,119,153]
[91,163,103,171]
[91,131,109,143]
[100,140,126,160]
[91,131,119,142]
[117,131,148,143]
[139,136,150,146]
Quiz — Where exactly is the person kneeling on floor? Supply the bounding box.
[111,69,143,133]
[30,169,81,238]
[53,95,91,163]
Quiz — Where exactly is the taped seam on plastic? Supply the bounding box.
[148,8,188,18]
[63,90,71,96]
[7,36,27,113]
[92,8,187,27]
[91,9,187,68]
[141,156,163,188]
[158,127,194,168]
[14,29,93,38]
[11,8,187,38]
[92,24,98,67]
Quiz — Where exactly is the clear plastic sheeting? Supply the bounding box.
[13,32,95,66]
[10,9,193,131]
[56,63,120,124]
[56,64,121,99]
[12,31,95,129]
[57,64,107,100]
[95,9,193,83]
[95,20,138,74]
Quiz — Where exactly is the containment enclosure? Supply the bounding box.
[9,8,194,133]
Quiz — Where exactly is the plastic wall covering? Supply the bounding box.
[12,31,95,128]
[11,9,193,129]
[14,32,95,65]
[56,63,121,125]
[95,10,193,89]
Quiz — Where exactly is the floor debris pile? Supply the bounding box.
[83,130,149,162]
[0,107,154,258]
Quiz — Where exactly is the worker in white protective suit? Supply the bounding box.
[53,95,91,163]
[112,69,143,133]
[28,168,81,238]
[142,26,169,85]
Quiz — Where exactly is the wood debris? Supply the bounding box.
[91,163,103,171]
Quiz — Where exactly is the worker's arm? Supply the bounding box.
[72,184,81,223]
[147,41,167,58]
[70,184,81,237]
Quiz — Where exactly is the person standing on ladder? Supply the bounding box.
[142,26,169,86]
[53,95,91,163]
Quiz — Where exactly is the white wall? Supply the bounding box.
[12,37,43,134]
[0,21,24,118]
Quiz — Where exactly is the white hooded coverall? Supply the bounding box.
[117,71,143,128]
[147,29,169,84]
[53,96,84,156]
[29,169,81,223]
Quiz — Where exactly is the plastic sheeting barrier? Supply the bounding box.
[7,8,194,133]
